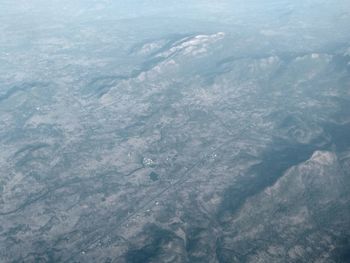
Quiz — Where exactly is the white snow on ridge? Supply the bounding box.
[138,40,167,55]
[295,53,332,62]
[311,53,320,59]
[157,32,225,58]
[309,151,337,165]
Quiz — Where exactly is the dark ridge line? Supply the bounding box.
[124,224,182,263]
[0,189,51,216]
[0,172,117,217]
[0,82,47,103]
[13,142,51,158]
[217,139,317,221]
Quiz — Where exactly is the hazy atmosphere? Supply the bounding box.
[1,0,350,262]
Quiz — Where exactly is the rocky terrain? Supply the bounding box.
[0,0,350,262]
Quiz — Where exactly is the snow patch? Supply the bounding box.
[311,53,320,59]
[310,151,336,165]
[157,32,225,58]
